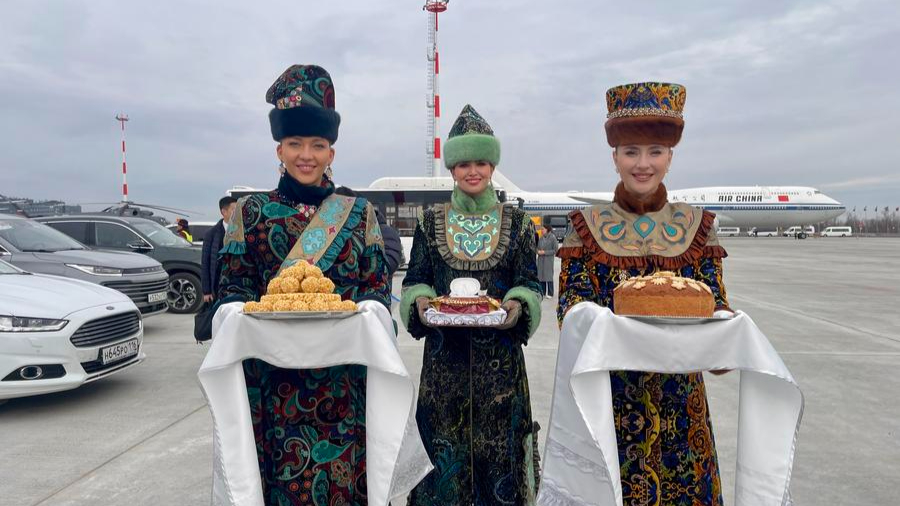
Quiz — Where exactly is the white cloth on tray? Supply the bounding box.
[538,303,803,506]
[198,300,432,506]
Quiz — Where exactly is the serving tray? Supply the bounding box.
[625,315,731,325]
[242,310,359,320]
[424,309,507,328]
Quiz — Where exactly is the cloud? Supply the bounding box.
[821,175,900,190]
[1,0,899,217]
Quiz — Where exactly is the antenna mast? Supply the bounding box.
[116,113,130,202]
[424,1,449,177]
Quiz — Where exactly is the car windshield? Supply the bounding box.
[132,221,193,247]
[0,219,87,252]
[0,259,23,274]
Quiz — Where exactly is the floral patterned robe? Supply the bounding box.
[400,189,543,506]
[217,177,390,506]
[557,196,730,506]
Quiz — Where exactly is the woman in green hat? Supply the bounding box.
[401,105,543,505]
[555,82,731,505]
[216,64,391,505]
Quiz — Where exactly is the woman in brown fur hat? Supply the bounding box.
[554,82,732,506]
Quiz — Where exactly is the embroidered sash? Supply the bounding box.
[279,194,358,272]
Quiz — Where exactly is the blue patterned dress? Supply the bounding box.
[217,175,390,506]
[557,186,729,506]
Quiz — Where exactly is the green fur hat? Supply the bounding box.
[444,105,501,169]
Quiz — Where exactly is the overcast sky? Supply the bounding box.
[1,0,898,219]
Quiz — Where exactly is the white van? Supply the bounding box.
[748,228,778,237]
[783,226,815,237]
[716,227,741,237]
[821,226,853,237]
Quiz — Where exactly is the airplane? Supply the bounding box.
[491,171,846,230]
[228,171,847,259]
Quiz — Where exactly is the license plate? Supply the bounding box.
[101,339,139,364]
[148,291,167,303]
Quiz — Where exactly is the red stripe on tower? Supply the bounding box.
[435,95,440,117]
[434,138,441,159]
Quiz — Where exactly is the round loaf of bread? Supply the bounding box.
[613,271,715,318]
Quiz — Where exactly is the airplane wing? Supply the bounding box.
[569,195,612,205]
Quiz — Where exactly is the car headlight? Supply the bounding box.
[0,315,68,332]
[65,264,124,276]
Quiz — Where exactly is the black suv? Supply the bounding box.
[38,215,204,314]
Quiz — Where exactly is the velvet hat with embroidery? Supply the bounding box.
[444,105,501,169]
[267,64,341,144]
[605,82,685,147]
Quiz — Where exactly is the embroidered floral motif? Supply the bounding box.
[445,204,502,261]
[633,215,656,238]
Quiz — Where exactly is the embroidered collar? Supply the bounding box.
[433,202,513,271]
[557,202,726,270]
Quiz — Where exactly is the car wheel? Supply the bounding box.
[167,272,202,314]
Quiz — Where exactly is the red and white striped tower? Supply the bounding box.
[424,1,449,177]
[115,113,130,202]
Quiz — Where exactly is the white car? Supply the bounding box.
[0,259,144,401]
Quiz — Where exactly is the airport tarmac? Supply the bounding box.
[1,237,898,506]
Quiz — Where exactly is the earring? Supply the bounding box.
[278,161,286,175]
[325,165,333,179]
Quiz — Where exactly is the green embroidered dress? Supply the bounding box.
[217,175,390,505]
[401,186,543,505]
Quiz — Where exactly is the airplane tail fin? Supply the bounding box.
[492,170,523,192]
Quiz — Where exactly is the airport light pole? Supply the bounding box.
[424,0,449,178]
[116,113,129,202]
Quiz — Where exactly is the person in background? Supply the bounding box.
[201,196,237,303]
[537,222,559,298]
[175,218,193,242]
[334,186,403,278]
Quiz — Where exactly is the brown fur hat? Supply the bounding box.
[605,116,684,147]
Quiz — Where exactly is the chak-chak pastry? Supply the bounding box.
[280,277,301,294]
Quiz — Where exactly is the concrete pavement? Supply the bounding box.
[1,237,898,505]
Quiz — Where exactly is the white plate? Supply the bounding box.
[242,310,359,320]
[625,315,727,325]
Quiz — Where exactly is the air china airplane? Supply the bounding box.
[230,171,846,236]
[492,172,846,229]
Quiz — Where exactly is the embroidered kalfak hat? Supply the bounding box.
[605,82,686,147]
[444,104,501,169]
[266,64,341,143]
